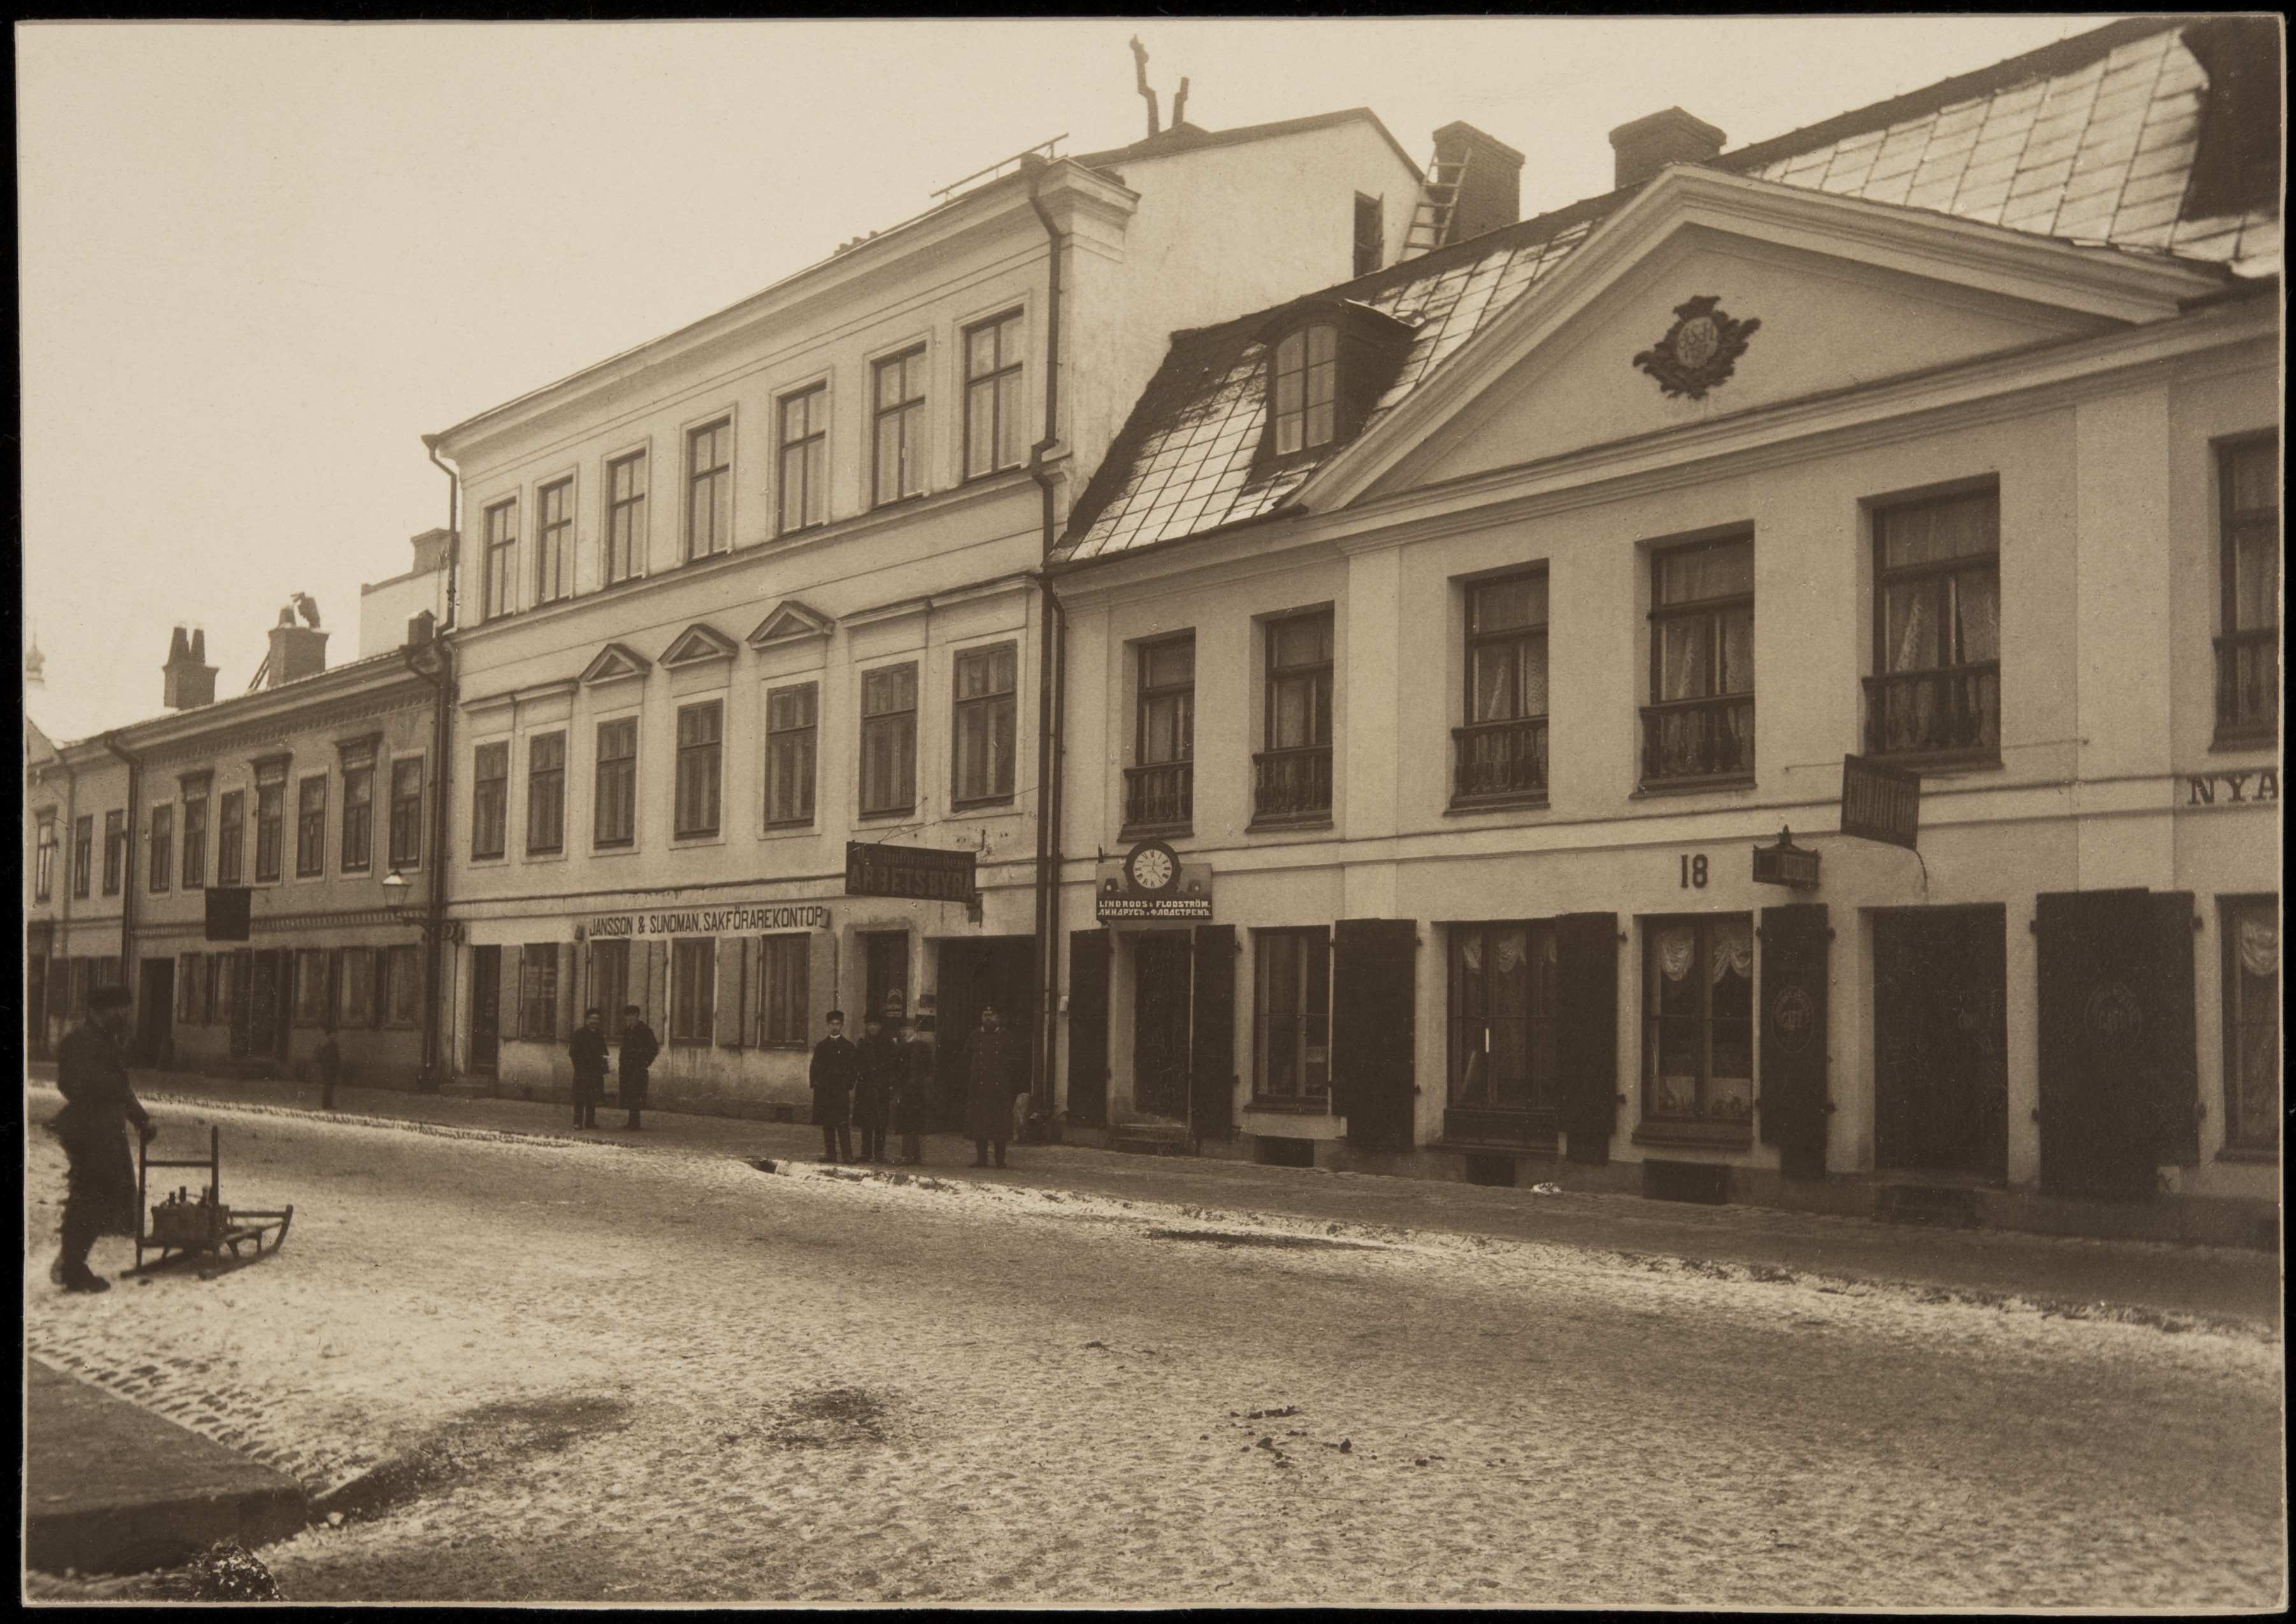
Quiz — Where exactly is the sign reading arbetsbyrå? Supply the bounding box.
[1840,754,1920,850]
[844,842,977,902]
[589,904,829,938]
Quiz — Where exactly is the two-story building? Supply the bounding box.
[1045,17,2280,1242]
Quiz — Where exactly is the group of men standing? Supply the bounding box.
[566,1005,659,1131]
[808,1005,1024,1168]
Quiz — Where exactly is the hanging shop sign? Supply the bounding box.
[1840,754,1920,850]
[844,841,976,903]
[204,886,254,942]
[587,903,830,939]
[1751,827,1821,891]
[1096,840,1214,923]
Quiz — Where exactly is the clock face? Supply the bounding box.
[1126,842,1177,893]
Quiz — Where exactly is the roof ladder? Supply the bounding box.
[1403,148,1470,257]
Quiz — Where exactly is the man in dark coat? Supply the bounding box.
[852,1012,900,1165]
[891,1016,934,1165]
[569,1007,610,1129]
[810,1010,857,1163]
[48,984,154,1293]
[315,1026,343,1112]
[964,1005,1024,1169]
[617,1003,659,1131]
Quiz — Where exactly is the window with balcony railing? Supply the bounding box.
[1867,489,1999,763]
[1254,613,1333,826]
[1125,636,1195,832]
[1455,572,1549,806]
[2215,435,2278,746]
[1642,536,1754,788]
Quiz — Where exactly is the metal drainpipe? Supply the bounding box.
[1024,158,1069,1119]
[411,435,463,1092]
[96,731,141,1023]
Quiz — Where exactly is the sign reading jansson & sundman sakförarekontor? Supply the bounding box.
[589,904,830,938]
[843,841,977,903]
[1840,754,1921,849]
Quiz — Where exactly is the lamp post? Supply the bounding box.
[383,867,450,1093]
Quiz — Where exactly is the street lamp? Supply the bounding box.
[381,867,413,914]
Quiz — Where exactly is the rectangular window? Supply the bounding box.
[963,311,1025,480]
[671,937,715,1044]
[1644,535,1755,786]
[385,944,422,1027]
[859,663,918,816]
[1457,572,1550,804]
[952,643,1018,806]
[594,718,638,847]
[1272,324,1337,457]
[1126,636,1195,830]
[587,939,629,1030]
[181,789,208,889]
[296,775,327,877]
[536,477,573,604]
[1868,489,1999,761]
[520,943,559,1042]
[339,947,377,1028]
[483,498,518,621]
[1353,192,1384,278]
[340,763,372,873]
[1254,612,1334,824]
[1642,915,1755,1132]
[764,682,818,827]
[103,810,126,895]
[36,813,57,903]
[675,701,723,838]
[526,732,566,854]
[2221,895,2279,1154]
[777,387,826,534]
[757,935,810,1047]
[686,417,733,559]
[255,765,287,882]
[388,759,423,870]
[148,803,175,893]
[293,947,329,1026]
[217,794,244,886]
[2215,436,2279,743]
[606,450,647,585]
[72,814,92,898]
[872,347,928,506]
[471,742,509,860]
[1253,927,1331,1102]
[1447,922,1559,1118]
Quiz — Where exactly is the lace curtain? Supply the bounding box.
[2239,914,2279,979]
[1711,919,1753,982]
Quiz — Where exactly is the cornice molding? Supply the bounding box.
[134,689,433,773]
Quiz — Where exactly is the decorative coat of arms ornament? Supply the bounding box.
[1633,294,1761,400]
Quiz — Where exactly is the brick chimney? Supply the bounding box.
[1432,121,1525,241]
[162,624,218,710]
[266,605,328,688]
[1609,107,1726,190]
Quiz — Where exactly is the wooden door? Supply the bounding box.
[2037,890,2156,1197]
[1133,932,1193,1120]
[1190,924,1237,1140]
[470,945,502,1073]
[1067,930,1111,1126]
[1758,904,1831,1181]
[863,932,910,1026]
[1874,907,2007,1179]
[1554,912,1619,1164]
[1332,919,1417,1152]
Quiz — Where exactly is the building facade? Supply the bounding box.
[1045,18,2280,1240]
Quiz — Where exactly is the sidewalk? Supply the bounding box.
[29,1063,2283,1330]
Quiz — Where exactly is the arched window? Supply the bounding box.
[1272,323,1338,456]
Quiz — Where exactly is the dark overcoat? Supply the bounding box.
[963,1026,1024,1141]
[892,1038,936,1136]
[569,1026,610,1102]
[852,1033,900,1129]
[617,1019,659,1107]
[810,1034,858,1125]
[51,1023,150,1237]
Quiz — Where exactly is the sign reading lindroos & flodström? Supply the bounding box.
[589,904,831,938]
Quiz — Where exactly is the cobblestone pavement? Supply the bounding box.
[24,1095,2286,1607]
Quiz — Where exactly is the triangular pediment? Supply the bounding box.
[579,642,652,686]
[659,622,739,668]
[746,599,835,650]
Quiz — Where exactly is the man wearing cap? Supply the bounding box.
[47,984,154,1293]
[617,1003,659,1131]
[851,1011,900,1165]
[890,1014,934,1165]
[811,1011,858,1163]
[569,1007,610,1130]
[965,1005,1024,1169]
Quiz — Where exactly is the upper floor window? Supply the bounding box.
[1457,573,1549,806]
[72,814,93,898]
[296,774,327,877]
[340,754,373,873]
[482,498,518,621]
[1126,636,1195,831]
[536,477,573,604]
[1867,489,1998,763]
[1352,193,1384,278]
[605,450,647,585]
[527,732,566,855]
[859,663,918,816]
[2215,435,2279,745]
[471,742,508,860]
[778,387,827,535]
[872,348,928,507]
[765,683,819,828]
[594,718,638,848]
[217,793,245,886]
[687,418,733,559]
[387,759,423,870]
[1643,914,1754,1135]
[964,312,1026,480]
[35,812,57,903]
[148,803,175,893]
[181,785,209,889]
[1644,536,1754,787]
[1254,612,1334,826]
[952,643,1018,807]
[103,809,127,895]
[675,701,723,838]
[253,765,287,883]
[1272,324,1338,457]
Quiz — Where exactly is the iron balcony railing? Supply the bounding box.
[1862,661,1999,759]
[1121,761,1193,829]
[1251,746,1333,823]
[2214,631,2279,741]
[1452,717,1549,803]
[1639,694,1756,786]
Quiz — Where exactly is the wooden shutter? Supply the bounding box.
[2037,889,2162,1198]
[716,937,747,1047]
[557,944,578,1044]
[2149,891,2200,1167]
[1066,929,1111,1126]
[648,940,670,1032]
[1332,918,1417,1153]
[1758,904,1831,1180]
[501,948,525,1044]
[1191,924,1237,1141]
[1554,912,1619,1164]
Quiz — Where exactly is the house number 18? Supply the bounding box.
[1679,854,1709,889]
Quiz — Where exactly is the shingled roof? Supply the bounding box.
[1054,17,2279,567]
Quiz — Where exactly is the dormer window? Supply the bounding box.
[1256,301,1419,471]
[1274,324,1338,456]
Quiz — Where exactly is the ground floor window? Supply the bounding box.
[1642,914,1753,1130]
[2221,895,2279,1154]
[293,949,330,1026]
[178,953,210,1024]
[215,953,244,1028]
[385,945,422,1027]
[520,944,559,1042]
[671,938,715,1044]
[1252,927,1330,1102]
[338,947,378,1029]
[589,940,630,1028]
[758,935,810,1047]
[1447,921,1558,1115]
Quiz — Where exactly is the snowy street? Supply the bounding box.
[24,1095,2285,1607]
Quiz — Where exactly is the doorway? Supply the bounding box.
[1873,905,2007,1179]
[861,931,911,1026]
[1133,931,1193,1121]
[245,950,292,1065]
[933,937,1035,1130]
[470,945,502,1074]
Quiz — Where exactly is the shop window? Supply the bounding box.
[687,417,733,559]
[254,761,287,883]
[589,940,629,1029]
[148,803,174,893]
[1447,921,1559,1120]
[483,497,518,621]
[671,938,715,1044]
[606,449,647,584]
[594,719,638,847]
[872,347,928,507]
[952,643,1017,807]
[388,759,424,870]
[1125,636,1195,832]
[675,701,723,838]
[182,789,208,889]
[472,742,509,860]
[104,809,126,895]
[758,934,810,1047]
[217,794,244,886]
[341,761,372,872]
[520,944,559,1042]
[296,775,327,877]
[527,732,566,855]
[1456,572,1549,805]
[72,814,93,898]
[1642,916,1754,1135]
[765,683,818,827]
[778,387,826,534]
[2214,435,2279,744]
[293,948,330,1026]
[859,663,918,816]
[385,944,422,1027]
[1867,488,1999,762]
[1253,927,1331,1103]
[1254,612,1333,825]
[2221,896,2279,1155]
[35,812,56,903]
[536,477,573,604]
[964,310,1026,480]
[338,947,377,1028]
[1643,535,1754,787]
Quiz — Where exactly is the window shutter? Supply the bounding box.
[1554,912,1619,1163]
[501,948,524,1045]
[648,940,670,1032]
[178,954,197,1021]
[716,937,747,1047]
[2036,889,2164,1197]
[2148,891,2200,1168]
[1190,925,1237,1140]
[1066,930,1111,1127]
[1757,904,1830,1179]
[749,937,769,1047]
[810,930,839,1031]
[1331,918,1417,1152]
[557,944,578,1044]
[369,949,387,1030]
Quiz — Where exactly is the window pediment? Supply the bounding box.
[660,622,739,668]
[747,599,836,650]
[580,642,653,687]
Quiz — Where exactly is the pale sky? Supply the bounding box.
[18,16,2121,742]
